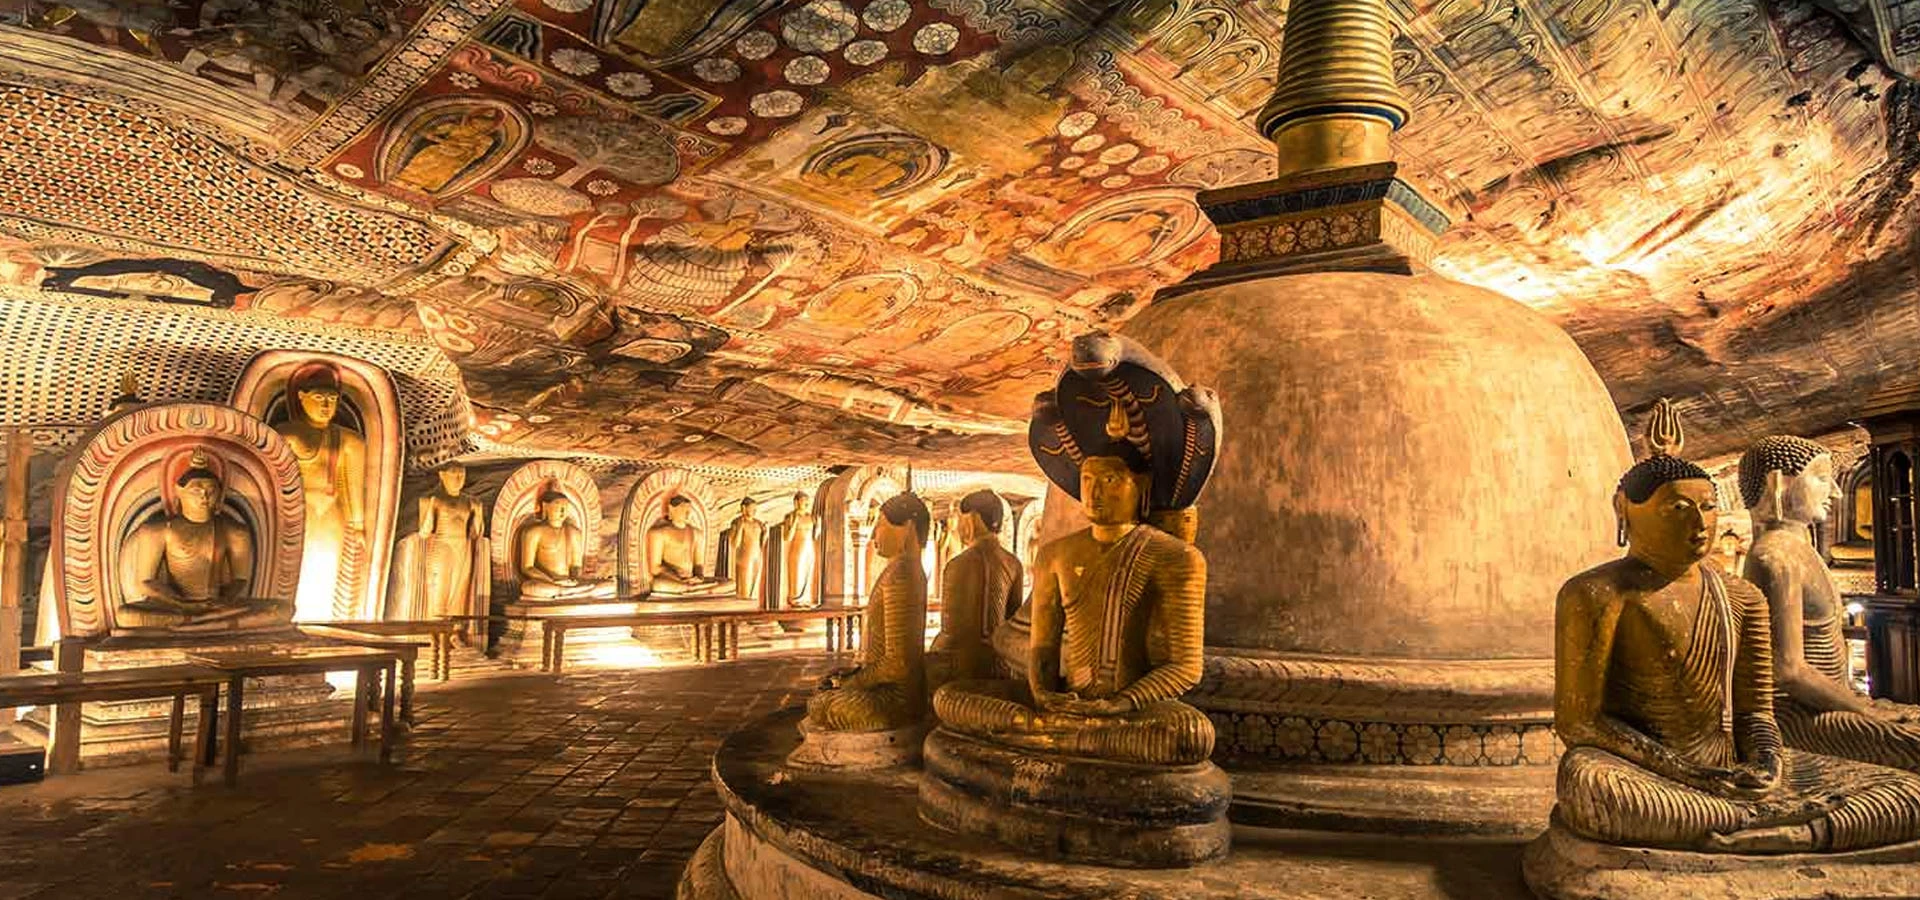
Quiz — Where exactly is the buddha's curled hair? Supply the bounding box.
[1737,436,1829,509]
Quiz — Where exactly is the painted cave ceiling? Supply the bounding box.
[0,0,1916,469]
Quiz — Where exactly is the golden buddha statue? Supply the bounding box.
[1740,436,1920,771]
[1546,405,1920,856]
[518,490,617,601]
[417,463,487,634]
[786,491,931,769]
[275,361,368,621]
[117,449,291,632]
[643,496,728,596]
[920,331,1229,867]
[779,491,817,608]
[728,497,768,602]
[930,490,1024,685]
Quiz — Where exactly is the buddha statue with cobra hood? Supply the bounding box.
[1526,401,1920,899]
[1739,435,1920,771]
[919,330,1231,868]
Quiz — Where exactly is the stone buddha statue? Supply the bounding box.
[786,491,930,769]
[518,489,617,601]
[417,463,487,635]
[116,450,292,632]
[929,489,1024,685]
[275,361,368,621]
[728,497,768,602]
[643,496,728,596]
[920,331,1229,868]
[779,491,817,608]
[1739,436,1920,771]
[1541,404,1920,859]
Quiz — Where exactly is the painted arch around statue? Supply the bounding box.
[51,401,306,639]
[616,467,720,595]
[489,459,604,592]
[230,349,404,621]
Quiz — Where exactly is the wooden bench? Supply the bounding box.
[0,665,227,783]
[541,607,863,673]
[298,625,428,725]
[186,646,404,786]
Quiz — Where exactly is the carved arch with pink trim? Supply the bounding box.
[52,402,306,639]
[230,350,404,621]
[489,460,603,591]
[616,467,719,595]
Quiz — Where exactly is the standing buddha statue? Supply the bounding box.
[920,331,1230,868]
[275,361,368,621]
[1529,402,1920,895]
[786,490,930,769]
[779,491,817,608]
[929,489,1024,685]
[418,463,487,636]
[1739,436,1920,770]
[728,497,768,602]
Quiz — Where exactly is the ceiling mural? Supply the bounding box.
[0,0,1916,468]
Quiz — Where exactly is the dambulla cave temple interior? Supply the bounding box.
[11,0,1920,898]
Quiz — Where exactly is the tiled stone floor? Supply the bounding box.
[0,655,835,900]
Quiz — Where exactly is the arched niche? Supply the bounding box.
[51,402,305,639]
[230,350,403,622]
[616,467,719,595]
[815,465,905,606]
[1832,456,1876,568]
[490,460,603,595]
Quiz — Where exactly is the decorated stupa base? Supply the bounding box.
[680,707,1540,900]
[1522,817,1920,900]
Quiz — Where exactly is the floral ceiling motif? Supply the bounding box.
[0,0,1916,467]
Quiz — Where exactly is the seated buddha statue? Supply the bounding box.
[786,491,930,769]
[1739,436,1920,771]
[518,490,617,601]
[920,331,1229,868]
[1546,404,1920,856]
[116,450,292,632]
[928,489,1023,685]
[643,496,729,596]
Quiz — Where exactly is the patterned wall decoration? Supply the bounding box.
[0,0,1917,469]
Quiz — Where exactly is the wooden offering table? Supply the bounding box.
[541,606,862,673]
[187,646,403,786]
[0,665,226,782]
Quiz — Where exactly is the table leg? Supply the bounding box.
[380,662,397,765]
[400,651,416,727]
[433,633,449,682]
[192,687,215,787]
[730,622,741,660]
[350,667,371,750]
[167,693,186,773]
[540,624,553,672]
[223,677,243,787]
[553,628,567,674]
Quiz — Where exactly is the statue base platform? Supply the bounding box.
[1522,819,1920,900]
[919,726,1231,868]
[785,718,927,771]
[20,630,345,768]
[680,708,1541,899]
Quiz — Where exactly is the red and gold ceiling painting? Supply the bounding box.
[1,0,1918,468]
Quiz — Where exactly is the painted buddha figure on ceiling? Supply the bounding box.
[519,489,617,601]
[644,496,729,596]
[275,361,368,621]
[117,449,292,632]
[1740,436,1920,771]
[1545,403,1920,855]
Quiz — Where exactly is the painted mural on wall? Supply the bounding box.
[0,0,1915,465]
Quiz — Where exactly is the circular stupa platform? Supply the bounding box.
[677,707,1538,900]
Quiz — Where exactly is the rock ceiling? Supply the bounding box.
[0,0,1915,469]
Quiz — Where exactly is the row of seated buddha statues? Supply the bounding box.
[1527,401,1920,898]
[780,331,1231,868]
